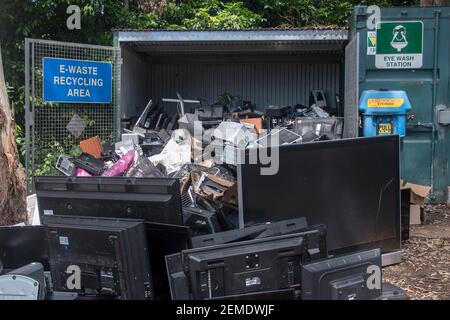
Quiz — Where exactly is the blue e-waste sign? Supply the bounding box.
[43,57,112,103]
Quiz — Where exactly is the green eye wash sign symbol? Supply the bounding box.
[375,21,423,69]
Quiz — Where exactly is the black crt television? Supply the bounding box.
[237,135,400,255]
[301,248,382,300]
[191,217,308,249]
[35,176,183,225]
[43,215,153,300]
[144,222,192,300]
[0,225,49,271]
[167,228,327,300]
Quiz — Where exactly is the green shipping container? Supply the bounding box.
[349,6,450,203]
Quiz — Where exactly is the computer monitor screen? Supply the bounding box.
[35,176,183,225]
[181,229,326,300]
[0,225,49,271]
[301,248,382,300]
[238,135,400,254]
[44,215,152,300]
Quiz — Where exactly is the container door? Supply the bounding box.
[24,38,121,191]
[352,6,450,202]
[343,33,360,138]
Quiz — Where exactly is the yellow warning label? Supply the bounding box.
[367,98,404,108]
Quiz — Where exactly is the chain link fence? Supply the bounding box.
[25,38,121,191]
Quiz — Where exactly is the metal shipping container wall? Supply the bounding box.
[350,6,450,203]
[115,29,347,120]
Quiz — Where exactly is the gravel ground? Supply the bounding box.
[383,204,450,300]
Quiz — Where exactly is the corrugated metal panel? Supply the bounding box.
[145,61,341,110]
[118,30,346,118]
[127,41,345,55]
[343,32,359,138]
[120,45,148,118]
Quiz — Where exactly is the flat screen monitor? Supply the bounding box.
[172,229,327,300]
[0,225,49,271]
[144,222,191,300]
[35,176,183,225]
[44,215,153,300]
[301,248,382,300]
[191,217,308,248]
[238,135,400,254]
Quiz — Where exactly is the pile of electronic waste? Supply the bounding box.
[1,209,408,300]
[0,91,406,300]
[54,91,344,224]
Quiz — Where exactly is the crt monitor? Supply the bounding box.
[238,135,400,254]
[35,176,183,225]
[44,215,153,300]
[301,248,382,300]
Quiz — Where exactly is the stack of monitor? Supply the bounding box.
[165,221,397,300]
[34,176,189,300]
[166,223,328,300]
[0,220,403,300]
[26,135,403,300]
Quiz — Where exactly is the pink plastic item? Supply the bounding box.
[75,168,92,177]
[102,150,135,177]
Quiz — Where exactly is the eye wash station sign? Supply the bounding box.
[375,21,423,69]
[43,57,112,103]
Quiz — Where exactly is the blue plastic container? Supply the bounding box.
[359,90,411,137]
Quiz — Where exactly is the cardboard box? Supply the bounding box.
[80,136,103,159]
[409,204,423,225]
[401,181,431,204]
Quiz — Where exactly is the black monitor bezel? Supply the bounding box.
[237,135,401,255]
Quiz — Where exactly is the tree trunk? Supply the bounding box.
[0,46,27,225]
[421,0,450,6]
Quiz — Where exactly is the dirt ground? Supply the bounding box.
[384,204,450,300]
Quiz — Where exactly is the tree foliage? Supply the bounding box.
[0,0,419,129]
